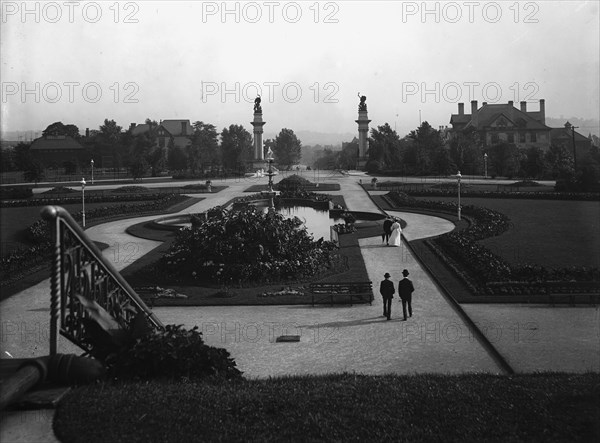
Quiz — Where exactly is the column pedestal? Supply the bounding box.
[355,110,371,171]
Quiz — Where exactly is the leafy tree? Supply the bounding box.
[368,123,401,169]
[220,124,253,171]
[449,128,482,175]
[407,121,443,174]
[167,139,187,172]
[130,157,150,180]
[13,142,32,171]
[190,121,220,172]
[488,142,521,178]
[545,144,574,180]
[520,147,546,179]
[0,148,15,172]
[42,122,80,139]
[95,119,124,168]
[274,128,302,167]
[339,138,359,170]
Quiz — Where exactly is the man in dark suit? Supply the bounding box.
[379,272,395,320]
[398,269,415,321]
[382,217,393,245]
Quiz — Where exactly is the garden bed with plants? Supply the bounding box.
[380,191,600,300]
[0,185,222,208]
[123,193,383,306]
[0,195,199,300]
[373,180,600,201]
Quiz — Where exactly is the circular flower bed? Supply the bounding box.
[159,206,338,285]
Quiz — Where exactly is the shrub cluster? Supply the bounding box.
[385,191,599,294]
[159,206,338,285]
[0,187,33,199]
[109,324,242,381]
[2,192,185,208]
[1,195,187,283]
[276,174,312,191]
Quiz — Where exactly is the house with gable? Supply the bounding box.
[129,119,193,150]
[29,134,87,168]
[449,99,551,149]
[549,122,592,160]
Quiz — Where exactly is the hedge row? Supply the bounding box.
[384,191,600,296]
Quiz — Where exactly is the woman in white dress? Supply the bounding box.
[388,220,402,247]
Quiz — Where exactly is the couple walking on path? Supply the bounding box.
[382,217,402,247]
[379,270,415,321]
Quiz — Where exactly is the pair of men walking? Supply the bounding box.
[379,269,414,321]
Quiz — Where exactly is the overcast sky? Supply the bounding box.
[1,1,599,140]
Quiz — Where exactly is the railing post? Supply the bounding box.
[45,206,61,355]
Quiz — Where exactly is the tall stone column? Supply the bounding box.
[251,111,265,161]
[355,94,371,170]
[249,96,266,171]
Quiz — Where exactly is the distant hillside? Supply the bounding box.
[264,130,355,147]
[546,117,599,137]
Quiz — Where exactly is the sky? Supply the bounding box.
[1,0,599,142]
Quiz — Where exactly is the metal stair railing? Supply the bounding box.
[42,205,163,355]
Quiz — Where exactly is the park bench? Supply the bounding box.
[309,281,373,306]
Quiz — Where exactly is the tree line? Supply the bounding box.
[1,119,303,179]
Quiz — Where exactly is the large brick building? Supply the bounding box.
[29,135,86,167]
[449,99,551,149]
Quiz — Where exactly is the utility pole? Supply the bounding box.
[571,125,579,170]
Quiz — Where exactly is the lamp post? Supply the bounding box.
[90,159,94,184]
[456,171,462,221]
[483,153,488,178]
[81,178,86,227]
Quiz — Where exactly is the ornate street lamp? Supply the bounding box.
[90,159,94,184]
[483,153,488,179]
[81,178,86,227]
[456,171,462,221]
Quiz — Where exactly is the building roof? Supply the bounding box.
[131,124,150,136]
[30,135,83,150]
[549,124,590,143]
[450,103,550,131]
[159,120,193,137]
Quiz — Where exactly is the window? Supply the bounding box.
[531,133,537,142]
[491,133,499,144]
[519,133,526,143]
[508,133,515,143]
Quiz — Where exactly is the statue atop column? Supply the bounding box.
[358,93,367,112]
[254,95,262,113]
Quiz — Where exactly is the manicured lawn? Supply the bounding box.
[414,197,600,269]
[0,202,135,256]
[54,373,600,443]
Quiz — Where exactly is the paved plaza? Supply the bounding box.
[1,173,598,441]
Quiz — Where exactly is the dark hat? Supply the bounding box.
[402,269,409,276]
[384,272,391,278]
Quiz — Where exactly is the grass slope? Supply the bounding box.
[54,373,600,443]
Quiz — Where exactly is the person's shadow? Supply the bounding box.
[297,317,398,329]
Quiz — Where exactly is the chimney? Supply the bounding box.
[539,99,545,124]
[181,121,187,135]
[85,128,89,138]
[482,102,487,106]
[520,101,527,112]
[458,103,464,115]
[129,123,136,131]
[471,100,478,127]
[508,100,514,107]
